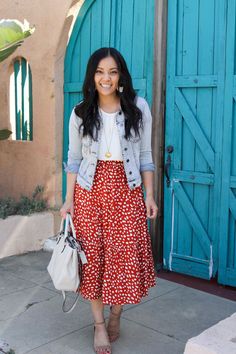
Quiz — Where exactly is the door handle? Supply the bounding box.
[164,145,174,188]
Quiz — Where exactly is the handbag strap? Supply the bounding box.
[59,214,74,237]
[59,217,64,234]
[62,290,80,313]
[62,213,80,313]
[68,214,76,239]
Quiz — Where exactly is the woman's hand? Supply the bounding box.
[60,199,74,219]
[145,195,158,219]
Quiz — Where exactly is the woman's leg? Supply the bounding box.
[107,304,123,342]
[91,298,111,349]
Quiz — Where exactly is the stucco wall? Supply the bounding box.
[0,0,83,207]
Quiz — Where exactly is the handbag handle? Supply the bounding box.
[59,214,69,234]
[60,213,76,238]
[68,214,77,239]
[58,214,75,235]
[62,290,79,313]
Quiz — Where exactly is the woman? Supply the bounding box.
[60,47,158,354]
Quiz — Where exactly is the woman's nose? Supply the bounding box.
[103,72,111,80]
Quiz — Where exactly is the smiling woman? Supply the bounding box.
[61,47,158,354]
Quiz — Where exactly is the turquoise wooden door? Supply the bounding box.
[164,0,226,280]
[218,0,236,287]
[63,0,155,198]
[164,0,236,286]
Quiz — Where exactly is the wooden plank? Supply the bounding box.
[62,91,70,199]
[102,0,111,46]
[91,0,102,52]
[174,0,184,256]
[180,0,198,257]
[175,88,215,171]
[193,0,215,261]
[172,170,214,185]
[115,0,122,50]
[174,75,218,87]
[21,58,26,140]
[144,0,155,103]
[131,0,145,78]
[120,0,134,66]
[79,8,91,81]
[109,0,116,47]
[229,189,236,220]
[64,82,83,92]
[211,0,226,277]
[176,0,184,76]
[14,59,21,140]
[172,252,210,265]
[64,0,95,81]
[171,256,211,280]
[174,181,211,257]
[173,104,182,170]
[163,0,178,269]
[28,65,33,141]
[228,211,235,269]
[230,177,236,188]
[150,0,167,269]
[218,0,236,286]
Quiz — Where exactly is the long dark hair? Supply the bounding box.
[74,47,143,141]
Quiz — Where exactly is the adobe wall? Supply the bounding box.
[0,0,84,207]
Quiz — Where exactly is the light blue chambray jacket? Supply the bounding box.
[64,96,155,191]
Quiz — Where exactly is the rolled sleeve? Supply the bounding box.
[63,162,80,174]
[140,162,155,172]
[140,99,156,172]
[63,108,82,174]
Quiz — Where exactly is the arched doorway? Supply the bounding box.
[63,0,156,197]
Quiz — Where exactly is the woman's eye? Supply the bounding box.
[95,70,103,74]
[110,71,118,75]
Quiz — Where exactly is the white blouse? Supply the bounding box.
[98,109,123,161]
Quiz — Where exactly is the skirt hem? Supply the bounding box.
[78,278,158,305]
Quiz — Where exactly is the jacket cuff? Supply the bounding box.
[140,163,156,172]
[63,162,79,173]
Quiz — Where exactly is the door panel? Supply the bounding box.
[164,0,225,280]
[218,0,236,286]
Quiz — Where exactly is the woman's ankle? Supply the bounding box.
[91,297,105,323]
[110,304,123,315]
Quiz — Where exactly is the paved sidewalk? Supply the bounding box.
[0,250,235,354]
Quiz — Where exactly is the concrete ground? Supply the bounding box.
[0,250,236,354]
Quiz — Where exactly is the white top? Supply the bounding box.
[98,109,123,161]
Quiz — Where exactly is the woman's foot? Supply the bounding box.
[107,305,123,342]
[94,320,112,354]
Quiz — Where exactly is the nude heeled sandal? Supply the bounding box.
[94,320,112,354]
[107,306,123,342]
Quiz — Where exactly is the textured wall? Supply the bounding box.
[0,0,83,207]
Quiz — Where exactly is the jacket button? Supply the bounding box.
[126,159,130,162]
[129,171,132,175]
[89,174,92,177]
[133,183,136,187]
[124,147,128,151]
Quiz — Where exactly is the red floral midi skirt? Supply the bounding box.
[73,160,157,305]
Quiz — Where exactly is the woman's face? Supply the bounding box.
[94,56,120,98]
